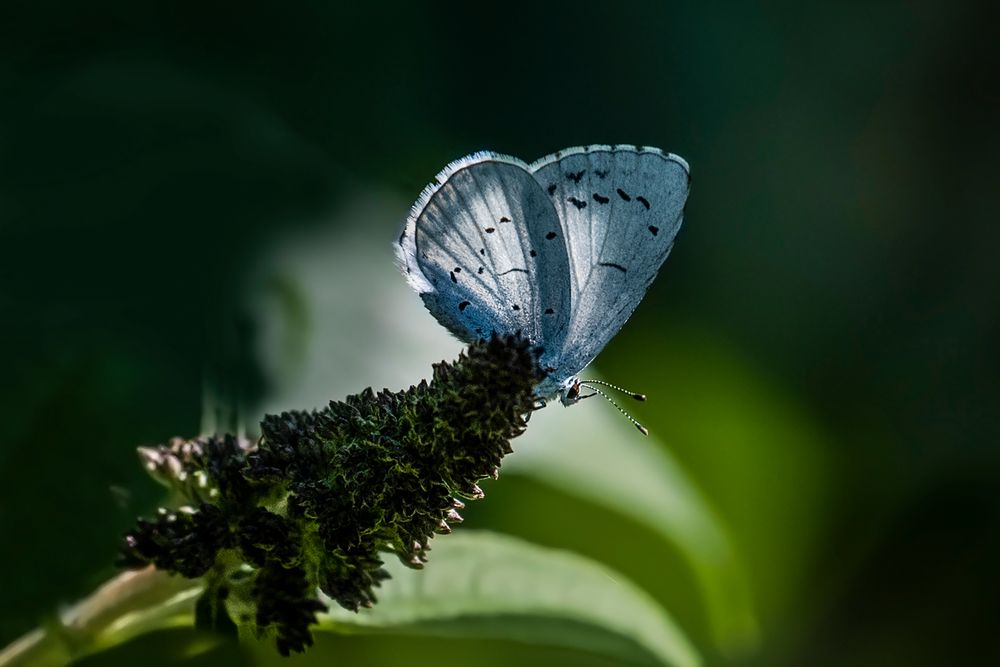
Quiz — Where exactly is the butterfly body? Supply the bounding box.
[396,145,689,406]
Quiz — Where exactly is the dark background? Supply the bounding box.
[2,1,998,665]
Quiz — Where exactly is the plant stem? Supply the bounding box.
[0,568,203,667]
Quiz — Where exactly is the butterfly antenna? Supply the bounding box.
[579,384,649,436]
[579,379,646,401]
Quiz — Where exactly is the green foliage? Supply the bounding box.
[1,531,700,667]
[321,531,700,667]
[118,336,542,655]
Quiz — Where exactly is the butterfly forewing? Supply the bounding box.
[398,154,571,350]
[530,146,689,379]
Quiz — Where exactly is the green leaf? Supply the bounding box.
[321,531,700,667]
[503,405,759,655]
[2,535,697,667]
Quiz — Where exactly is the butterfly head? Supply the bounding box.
[559,377,585,407]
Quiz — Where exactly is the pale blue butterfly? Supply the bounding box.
[395,145,689,432]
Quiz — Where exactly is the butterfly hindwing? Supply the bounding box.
[396,153,572,347]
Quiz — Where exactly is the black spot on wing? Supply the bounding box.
[546,231,557,240]
[479,248,486,255]
[636,196,650,210]
[648,225,659,236]
[566,170,585,183]
[512,304,520,311]
[616,188,631,202]
[453,267,461,273]
[477,266,484,274]
[595,169,608,179]
[458,301,470,312]
[530,249,537,257]
[599,262,627,274]
[547,183,557,195]
[499,216,511,223]
[567,196,587,210]
[544,308,554,315]
[593,193,609,204]
[485,227,496,233]
[450,271,458,283]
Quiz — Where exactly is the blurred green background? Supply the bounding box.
[2,1,998,665]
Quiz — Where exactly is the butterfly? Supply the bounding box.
[395,145,689,431]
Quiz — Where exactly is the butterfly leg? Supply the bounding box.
[525,398,546,424]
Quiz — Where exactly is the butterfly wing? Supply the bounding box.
[396,152,572,354]
[529,145,690,380]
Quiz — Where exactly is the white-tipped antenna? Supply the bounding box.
[578,383,649,436]
[579,379,647,402]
